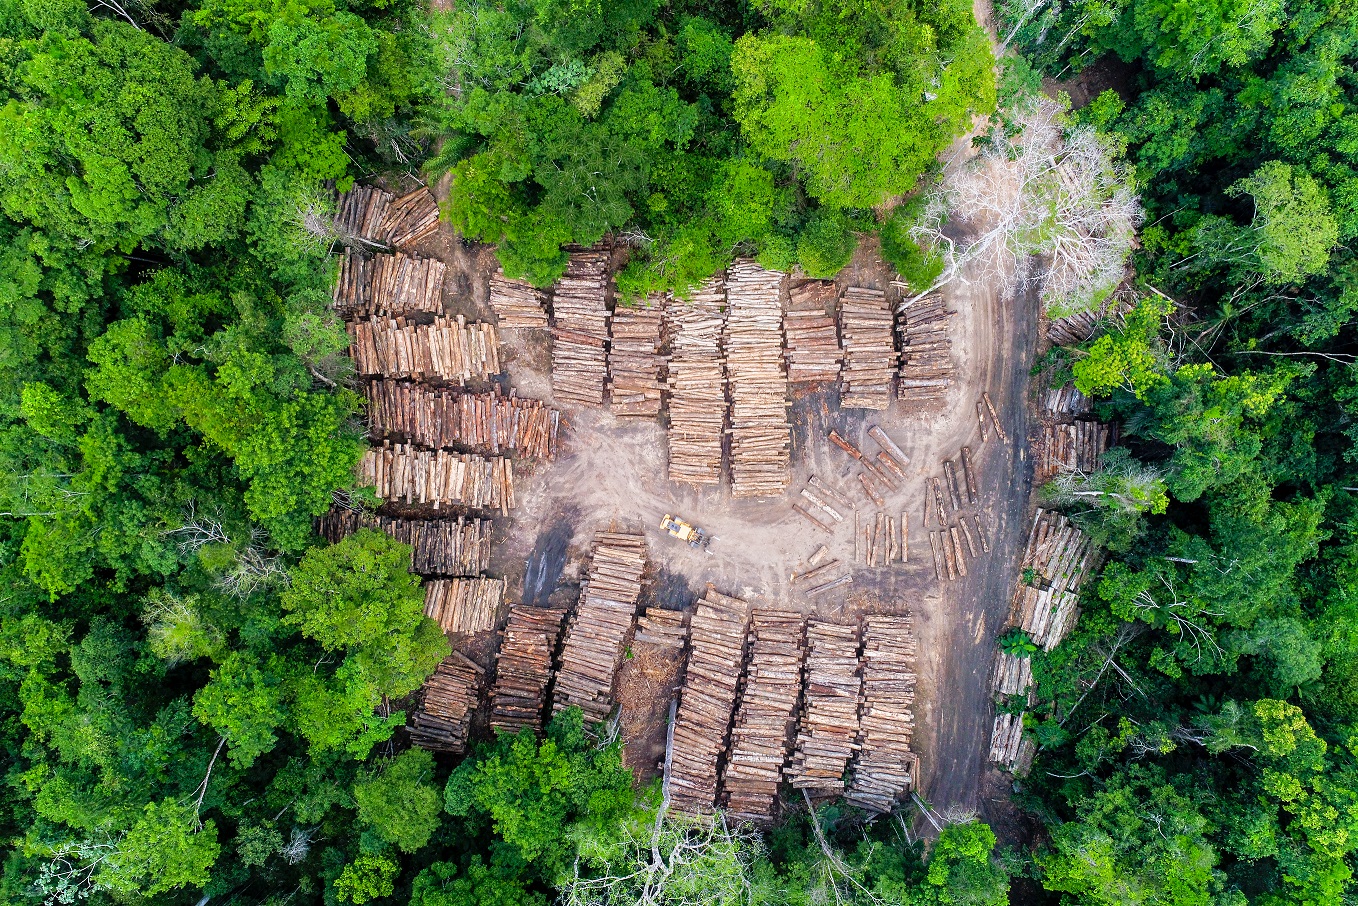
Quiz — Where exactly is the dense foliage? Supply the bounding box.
[1000,0,1358,901]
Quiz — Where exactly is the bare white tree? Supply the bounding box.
[216,528,288,600]
[908,94,1141,318]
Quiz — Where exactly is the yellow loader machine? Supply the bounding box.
[660,514,710,549]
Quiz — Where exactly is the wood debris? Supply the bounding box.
[488,271,549,329]
[784,309,842,384]
[316,510,491,576]
[725,260,790,498]
[665,278,728,485]
[423,577,505,634]
[608,302,665,418]
[365,381,559,459]
[1038,419,1116,481]
[1013,509,1100,650]
[551,532,647,723]
[551,250,611,407]
[846,615,919,812]
[1043,383,1093,418]
[722,610,806,821]
[333,250,446,318]
[348,315,501,383]
[838,286,895,409]
[634,608,690,648]
[490,604,567,735]
[335,185,440,249]
[896,292,954,405]
[670,590,751,812]
[786,621,862,794]
[381,188,441,248]
[409,653,482,753]
[359,443,515,513]
[1047,295,1131,346]
[988,712,1034,773]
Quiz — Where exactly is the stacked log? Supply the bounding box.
[335,185,392,245]
[838,286,896,409]
[846,615,918,813]
[359,443,515,513]
[634,608,690,648]
[409,653,482,753]
[316,511,491,576]
[365,381,559,459]
[333,250,445,318]
[665,279,728,485]
[991,651,1034,699]
[423,577,505,634]
[784,310,842,384]
[551,532,647,722]
[550,250,611,406]
[381,188,441,248]
[988,712,1034,771]
[725,260,790,497]
[347,316,501,383]
[608,302,665,417]
[897,293,954,405]
[670,591,751,812]
[786,621,863,794]
[1014,509,1100,650]
[1047,295,1131,347]
[722,610,806,821]
[1038,419,1115,480]
[490,604,568,734]
[1043,383,1093,418]
[488,272,550,329]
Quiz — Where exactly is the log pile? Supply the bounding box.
[1038,419,1115,480]
[333,250,446,318]
[334,185,440,248]
[347,316,501,383]
[786,621,863,794]
[784,309,842,384]
[424,577,505,634]
[550,250,612,406]
[409,653,482,753]
[490,604,568,734]
[359,443,515,513]
[551,532,647,722]
[316,510,491,576]
[670,591,751,812]
[608,302,665,418]
[725,261,790,497]
[722,610,806,821]
[992,651,1033,699]
[381,188,441,248]
[634,608,690,648]
[488,272,549,329]
[1014,509,1100,650]
[365,381,559,459]
[838,286,896,409]
[896,293,954,405]
[846,615,919,813]
[1043,383,1093,418]
[1047,295,1131,346]
[988,712,1034,771]
[666,279,728,485]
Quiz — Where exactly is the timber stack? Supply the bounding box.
[633,607,690,648]
[1047,295,1131,346]
[550,250,611,406]
[347,315,501,383]
[1038,419,1116,480]
[551,532,647,722]
[488,272,549,329]
[838,286,896,409]
[786,621,863,794]
[1043,383,1093,418]
[408,653,482,754]
[725,260,790,497]
[665,278,728,485]
[722,610,806,821]
[333,250,445,318]
[784,278,843,385]
[608,302,665,418]
[992,651,1034,701]
[335,185,440,249]
[490,604,568,734]
[316,510,491,576]
[1013,509,1100,650]
[423,577,505,634]
[359,443,515,513]
[988,713,1033,772]
[365,381,559,459]
[670,591,751,812]
[896,292,954,405]
[846,615,919,813]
